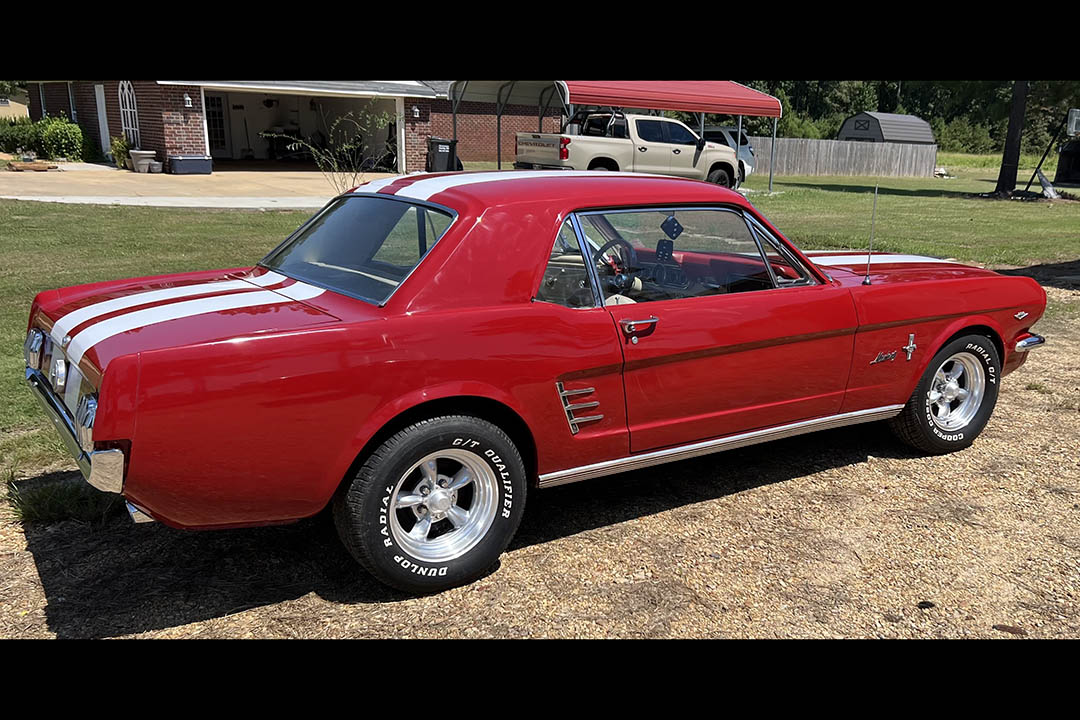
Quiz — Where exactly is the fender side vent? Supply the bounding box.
[556,382,603,435]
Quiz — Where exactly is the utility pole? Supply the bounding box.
[995,80,1029,195]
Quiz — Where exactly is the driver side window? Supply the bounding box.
[581,208,777,306]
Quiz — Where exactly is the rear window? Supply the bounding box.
[261,195,454,305]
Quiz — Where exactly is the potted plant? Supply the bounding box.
[110,135,132,170]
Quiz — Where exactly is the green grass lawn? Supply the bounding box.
[743,166,1080,266]
[0,203,311,472]
[2,164,1079,479]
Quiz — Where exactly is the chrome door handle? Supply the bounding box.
[673,148,681,154]
[638,146,647,152]
[620,316,659,334]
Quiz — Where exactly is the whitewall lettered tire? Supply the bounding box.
[333,415,527,593]
[888,333,1001,454]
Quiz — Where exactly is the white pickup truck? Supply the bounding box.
[514,111,740,187]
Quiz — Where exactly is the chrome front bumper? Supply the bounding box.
[24,367,124,494]
[1015,333,1046,352]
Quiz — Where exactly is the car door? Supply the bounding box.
[662,121,704,179]
[575,206,858,454]
[631,119,670,175]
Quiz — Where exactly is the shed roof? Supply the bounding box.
[860,112,935,144]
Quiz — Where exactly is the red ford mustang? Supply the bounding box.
[23,171,1046,592]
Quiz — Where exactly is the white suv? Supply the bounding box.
[702,126,755,183]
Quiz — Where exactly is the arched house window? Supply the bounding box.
[118,80,140,147]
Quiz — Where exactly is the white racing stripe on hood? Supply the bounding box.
[809,254,959,266]
[50,270,287,345]
[66,280,324,365]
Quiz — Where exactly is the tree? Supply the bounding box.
[995,81,1028,194]
[0,80,27,99]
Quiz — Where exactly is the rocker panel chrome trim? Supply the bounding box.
[538,404,905,488]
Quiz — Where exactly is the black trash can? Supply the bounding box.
[169,155,213,175]
[426,137,458,172]
[1054,140,1080,184]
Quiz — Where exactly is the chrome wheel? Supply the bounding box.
[927,352,985,432]
[389,449,499,563]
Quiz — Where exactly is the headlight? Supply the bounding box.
[49,354,67,393]
[75,394,97,452]
[23,329,44,370]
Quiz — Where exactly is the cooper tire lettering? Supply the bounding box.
[889,333,1001,455]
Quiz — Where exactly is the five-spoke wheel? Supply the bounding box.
[390,449,500,563]
[927,352,985,432]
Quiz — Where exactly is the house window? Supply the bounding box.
[67,82,78,123]
[118,80,140,147]
[38,83,46,116]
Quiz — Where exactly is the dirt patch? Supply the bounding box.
[2,286,1078,638]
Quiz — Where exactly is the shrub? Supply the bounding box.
[38,116,83,161]
[0,115,85,160]
[0,117,40,154]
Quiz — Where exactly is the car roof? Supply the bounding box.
[347,171,751,214]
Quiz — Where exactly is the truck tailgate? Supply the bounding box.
[516,133,562,167]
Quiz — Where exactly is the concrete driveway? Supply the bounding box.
[0,159,396,209]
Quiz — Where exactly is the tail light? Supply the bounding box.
[559,137,571,161]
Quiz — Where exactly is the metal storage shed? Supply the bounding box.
[837,112,935,144]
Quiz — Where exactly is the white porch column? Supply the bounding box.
[200,87,210,158]
[396,97,406,174]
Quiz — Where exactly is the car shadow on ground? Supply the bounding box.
[20,422,919,638]
[999,259,1080,290]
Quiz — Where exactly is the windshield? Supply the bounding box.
[261,195,454,305]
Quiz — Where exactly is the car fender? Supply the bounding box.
[906,312,1007,395]
[328,380,532,496]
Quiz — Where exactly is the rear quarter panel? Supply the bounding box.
[124,304,628,529]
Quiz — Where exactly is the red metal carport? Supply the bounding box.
[447,80,784,189]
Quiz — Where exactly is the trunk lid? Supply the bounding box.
[32,267,341,379]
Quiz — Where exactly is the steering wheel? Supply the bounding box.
[592,238,638,273]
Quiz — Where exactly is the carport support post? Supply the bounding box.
[769,117,777,193]
[495,81,516,171]
[736,114,742,168]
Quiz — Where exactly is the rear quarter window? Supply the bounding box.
[261,195,455,305]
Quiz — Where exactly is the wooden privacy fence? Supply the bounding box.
[747,136,938,177]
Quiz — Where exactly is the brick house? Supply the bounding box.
[27,80,561,173]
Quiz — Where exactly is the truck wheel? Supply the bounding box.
[707,167,732,188]
[887,334,1000,454]
[333,415,527,593]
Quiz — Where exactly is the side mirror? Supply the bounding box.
[696,137,706,151]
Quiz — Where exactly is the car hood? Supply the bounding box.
[804,251,998,286]
[34,266,340,374]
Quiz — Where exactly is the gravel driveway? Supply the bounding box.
[2,283,1077,639]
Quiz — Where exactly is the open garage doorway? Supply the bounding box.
[202,90,399,173]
